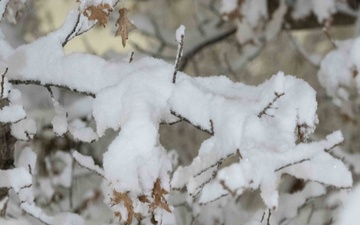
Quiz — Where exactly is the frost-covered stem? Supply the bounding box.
[170,110,213,135]
[0,68,7,99]
[9,79,95,98]
[173,33,185,83]
[0,98,16,217]
[258,92,284,118]
[62,13,81,47]
[323,26,337,49]
[21,203,52,225]
[267,209,271,225]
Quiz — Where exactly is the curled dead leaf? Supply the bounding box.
[115,8,137,47]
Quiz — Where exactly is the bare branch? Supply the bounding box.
[258,92,285,118]
[275,159,310,172]
[0,68,8,99]
[170,110,214,135]
[173,32,185,83]
[179,27,236,71]
[9,79,95,98]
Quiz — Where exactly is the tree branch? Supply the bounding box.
[9,80,95,98]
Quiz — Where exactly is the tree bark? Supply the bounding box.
[0,98,16,217]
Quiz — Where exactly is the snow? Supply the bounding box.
[17,147,37,174]
[318,37,360,107]
[53,212,85,225]
[73,151,104,177]
[291,0,336,23]
[220,0,238,15]
[176,25,185,43]
[241,0,267,28]
[336,184,360,225]
[265,1,287,41]
[49,151,73,188]
[20,202,53,224]
[291,0,312,20]
[51,100,68,136]
[68,119,98,142]
[274,182,326,222]
[11,118,37,141]
[0,104,26,123]
[0,167,32,192]
[312,0,336,23]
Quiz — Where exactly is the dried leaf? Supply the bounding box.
[111,190,134,225]
[83,3,112,27]
[138,195,150,203]
[115,8,137,47]
[149,178,171,213]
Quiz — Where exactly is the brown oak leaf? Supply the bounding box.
[115,8,137,47]
[83,3,112,27]
[111,190,134,225]
[149,178,171,213]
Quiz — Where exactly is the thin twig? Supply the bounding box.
[129,51,135,63]
[173,34,185,83]
[275,159,310,172]
[267,209,271,225]
[9,79,95,98]
[258,92,284,118]
[62,13,81,47]
[0,67,8,99]
[170,110,213,135]
[323,22,337,49]
[179,26,236,71]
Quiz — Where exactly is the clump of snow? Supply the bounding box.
[273,182,326,222]
[46,151,73,188]
[53,212,85,225]
[317,37,360,107]
[11,118,36,140]
[0,104,26,123]
[336,184,360,225]
[311,0,336,23]
[73,150,104,177]
[0,167,32,192]
[51,99,68,136]
[176,25,185,43]
[220,0,237,15]
[68,119,98,142]
[241,0,267,28]
[291,0,336,23]
[17,147,37,174]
